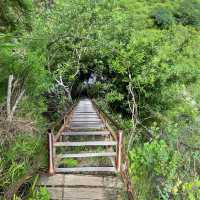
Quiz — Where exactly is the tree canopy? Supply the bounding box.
[0,0,200,199]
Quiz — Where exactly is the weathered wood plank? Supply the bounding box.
[70,126,104,129]
[70,123,103,128]
[57,152,116,158]
[63,187,107,200]
[38,174,64,186]
[47,187,63,199]
[70,127,104,130]
[55,167,116,173]
[72,116,100,119]
[62,131,110,136]
[71,122,103,124]
[71,119,101,122]
[70,123,104,126]
[54,141,117,147]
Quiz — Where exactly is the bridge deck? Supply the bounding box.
[38,98,127,199]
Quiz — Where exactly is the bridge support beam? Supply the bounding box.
[48,132,55,175]
[116,130,123,172]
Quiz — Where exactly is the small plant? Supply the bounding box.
[29,187,50,200]
[182,179,200,200]
[60,158,78,167]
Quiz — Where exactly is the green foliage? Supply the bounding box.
[60,159,78,167]
[106,90,124,104]
[182,180,200,200]
[129,140,181,199]
[177,0,200,29]
[152,7,175,28]
[1,0,200,199]
[0,133,47,190]
[28,187,50,200]
[0,0,33,32]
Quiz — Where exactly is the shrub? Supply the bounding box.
[29,187,50,200]
[152,7,175,28]
[106,90,124,104]
[129,140,181,199]
[0,133,47,196]
[176,0,200,29]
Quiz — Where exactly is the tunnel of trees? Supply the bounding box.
[0,0,200,199]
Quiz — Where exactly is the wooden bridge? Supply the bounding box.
[38,98,134,200]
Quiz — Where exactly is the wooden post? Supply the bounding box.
[48,133,55,175]
[116,130,123,172]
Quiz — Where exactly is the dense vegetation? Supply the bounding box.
[0,0,200,199]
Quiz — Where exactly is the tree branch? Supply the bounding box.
[7,75,14,122]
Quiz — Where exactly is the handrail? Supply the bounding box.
[55,100,79,141]
[92,99,135,200]
[92,99,121,130]
[48,99,79,175]
[48,132,54,175]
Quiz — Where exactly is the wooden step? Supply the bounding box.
[57,152,116,158]
[72,115,99,118]
[73,112,97,114]
[71,119,101,122]
[74,110,96,112]
[73,112,98,117]
[70,123,104,127]
[70,128,104,131]
[71,122,102,124]
[70,123,103,127]
[74,112,96,114]
[62,131,110,136]
[54,141,117,147]
[55,167,116,173]
[70,126,104,129]
[72,116,100,119]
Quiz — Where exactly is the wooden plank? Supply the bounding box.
[46,187,63,199]
[70,122,103,126]
[71,121,102,124]
[64,175,103,187]
[73,111,97,114]
[70,126,104,129]
[55,167,116,173]
[62,131,110,136]
[71,119,101,122]
[75,110,95,111]
[38,174,64,186]
[63,187,107,199]
[64,174,123,188]
[72,116,100,119]
[73,113,98,116]
[70,123,104,126]
[57,152,116,158]
[54,141,117,147]
[70,127,104,130]
[72,116,99,118]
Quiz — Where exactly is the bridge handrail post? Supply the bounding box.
[48,132,55,175]
[116,130,123,172]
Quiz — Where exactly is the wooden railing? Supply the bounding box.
[48,132,54,175]
[48,98,135,199]
[48,100,78,175]
[92,100,135,200]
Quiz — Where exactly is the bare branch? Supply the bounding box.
[7,75,14,122]
[6,75,25,122]
[10,89,25,121]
